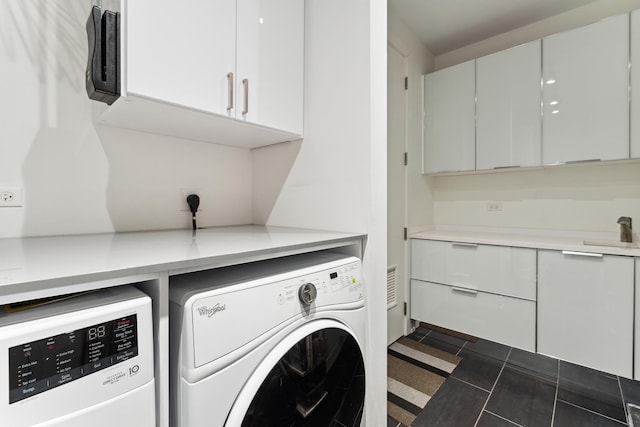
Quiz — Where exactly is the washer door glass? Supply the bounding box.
[240,327,364,427]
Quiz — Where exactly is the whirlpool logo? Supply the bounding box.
[197,303,227,318]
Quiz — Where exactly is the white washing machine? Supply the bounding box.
[170,251,366,427]
[0,286,155,427]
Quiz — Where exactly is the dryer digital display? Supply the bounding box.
[8,314,138,404]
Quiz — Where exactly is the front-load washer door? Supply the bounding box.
[226,320,364,427]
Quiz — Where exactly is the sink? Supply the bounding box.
[583,240,640,249]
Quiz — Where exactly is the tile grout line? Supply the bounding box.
[550,360,560,427]
[557,399,628,426]
[456,340,468,357]
[484,409,524,427]
[449,376,492,394]
[472,347,513,427]
[617,375,629,424]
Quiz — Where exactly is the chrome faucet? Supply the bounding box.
[617,216,633,243]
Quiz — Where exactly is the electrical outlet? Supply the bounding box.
[179,188,204,211]
[487,202,502,212]
[0,188,23,207]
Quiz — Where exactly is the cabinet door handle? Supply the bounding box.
[227,72,234,111]
[452,286,478,295]
[565,159,601,164]
[562,250,603,258]
[452,242,478,248]
[242,78,249,115]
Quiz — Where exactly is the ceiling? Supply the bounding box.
[389,0,601,55]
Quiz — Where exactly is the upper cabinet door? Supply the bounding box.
[126,0,236,115]
[236,0,304,135]
[476,41,542,170]
[423,60,476,174]
[542,14,629,165]
[632,10,640,158]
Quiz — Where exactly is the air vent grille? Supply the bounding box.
[387,265,397,309]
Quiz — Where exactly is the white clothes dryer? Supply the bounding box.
[170,252,366,427]
[0,285,155,427]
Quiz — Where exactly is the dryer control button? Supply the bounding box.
[298,283,317,306]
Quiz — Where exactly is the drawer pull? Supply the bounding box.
[226,72,234,111]
[452,286,478,295]
[452,242,478,248]
[562,250,603,258]
[565,158,601,164]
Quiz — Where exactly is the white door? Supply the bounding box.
[236,0,304,134]
[126,0,236,115]
[387,45,407,345]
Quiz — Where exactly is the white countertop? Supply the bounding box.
[411,226,640,257]
[0,225,364,299]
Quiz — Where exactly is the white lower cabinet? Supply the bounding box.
[537,250,634,377]
[411,279,536,351]
[410,239,536,351]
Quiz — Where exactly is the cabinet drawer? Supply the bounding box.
[410,279,535,351]
[411,240,536,300]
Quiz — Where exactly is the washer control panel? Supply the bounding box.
[187,255,363,368]
[9,314,139,404]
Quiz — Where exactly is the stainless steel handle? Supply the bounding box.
[452,242,478,248]
[452,286,478,295]
[562,250,603,258]
[227,72,234,111]
[565,159,601,164]
[242,78,249,115]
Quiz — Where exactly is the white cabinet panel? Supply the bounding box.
[423,61,475,173]
[126,0,235,115]
[476,40,541,170]
[236,0,304,134]
[542,14,629,164]
[411,280,535,352]
[632,10,640,159]
[411,240,536,300]
[538,250,633,377]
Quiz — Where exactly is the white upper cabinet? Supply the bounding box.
[126,0,236,116]
[542,14,629,164]
[632,10,640,159]
[423,60,475,173]
[476,40,542,170]
[236,0,304,135]
[99,0,303,148]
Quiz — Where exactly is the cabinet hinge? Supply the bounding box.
[404,152,408,166]
[403,302,407,316]
[403,227,408,241]
[404,77,408,90]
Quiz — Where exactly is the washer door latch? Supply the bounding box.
[298,283,317,306]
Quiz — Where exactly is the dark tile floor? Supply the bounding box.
[388,326,640,427]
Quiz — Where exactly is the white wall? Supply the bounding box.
[387,11,435,232]
[429,0,640,236]
[0,0,253,238]
[434,163,640,234]
[257,0,388,423]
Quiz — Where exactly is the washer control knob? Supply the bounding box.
[298,283,317,306]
